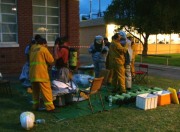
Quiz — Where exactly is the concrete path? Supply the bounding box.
[138,63,180,80]
[79,54,180,80]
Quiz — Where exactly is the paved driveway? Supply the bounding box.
[79,54,180,80]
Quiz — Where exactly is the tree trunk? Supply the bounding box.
[142,37,148,55]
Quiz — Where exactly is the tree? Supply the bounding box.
[104,0,180,55]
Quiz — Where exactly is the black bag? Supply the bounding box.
[55,46,69,69]
[55,57,66,69]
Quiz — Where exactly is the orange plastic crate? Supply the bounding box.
[154,91,171,106]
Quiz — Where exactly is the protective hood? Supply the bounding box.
[119,31,126,39]
[95,35,103,44]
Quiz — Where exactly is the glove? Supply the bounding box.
[91,49,96,53]
[101,49,107,54]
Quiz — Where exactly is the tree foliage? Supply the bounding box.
[104,0,180,55]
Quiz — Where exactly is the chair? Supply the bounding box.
[133,64,148,84]
[77,77,104,113]
[99,69,110,91]
[0,79,12,96]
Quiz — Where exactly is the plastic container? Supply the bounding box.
[51,66,57,79]
[153,90,171,106]
[0,72,3,80]
[35,119,45,124]
[109,95,112,107]
[136,93,158,110]
[177,89,180,101]
[168,87,179,104]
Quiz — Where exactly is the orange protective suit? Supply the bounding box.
[29,44,55,111]
[109,40,127,93]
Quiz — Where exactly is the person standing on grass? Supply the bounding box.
[29,37,55,112]
[104,37,111,79]
[54,37,70,83]
[106,36,115,85]
[19,38,36,94]
[119,31,133,90]
[108,33,128,94]
[19,34,42,93]
[88,35,109,77]
[127,33,137,79]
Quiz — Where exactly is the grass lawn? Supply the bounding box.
[136,53,180,67]
[1,75,180,131]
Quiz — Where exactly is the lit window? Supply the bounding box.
[32,0,59,43]
[0,0,17,44]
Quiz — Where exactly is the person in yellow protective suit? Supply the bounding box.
[127,33,137,78]
[106,36,115,85]
[108,33,128,93]
[29,37,55,112]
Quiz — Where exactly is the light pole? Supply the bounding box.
[98,0,101,17]
[89,0,92,19]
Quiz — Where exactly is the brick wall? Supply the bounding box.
[0,0,79,75]
[59,0,79,47]
[0,0,33,75]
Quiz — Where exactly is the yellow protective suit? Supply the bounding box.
[131,43,137,77]
[29,44,55,111]
[106,52,113,84]
[109,40,127,93]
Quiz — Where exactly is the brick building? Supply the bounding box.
[0,0,79,74]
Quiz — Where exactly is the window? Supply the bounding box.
[0,0,17,45]
[32,0,59,43]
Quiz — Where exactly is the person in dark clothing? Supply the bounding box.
[54,37,70,83]
[104,37,111,48]
[88,35,109,77]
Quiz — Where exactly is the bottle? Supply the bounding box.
[35,119,45,124]
[125,65,132,89]
[109,95,112,107]
[0,72,2,80]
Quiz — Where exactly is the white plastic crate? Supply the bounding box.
[136,93,158,110]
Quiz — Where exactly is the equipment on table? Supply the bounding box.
[72,74,94,88]
[52,80,77,106]
[78,64,95,77]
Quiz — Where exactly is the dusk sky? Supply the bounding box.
[80,0,112,15]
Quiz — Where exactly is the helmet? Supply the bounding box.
[20,111,35,130]
[119,30,126,39]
